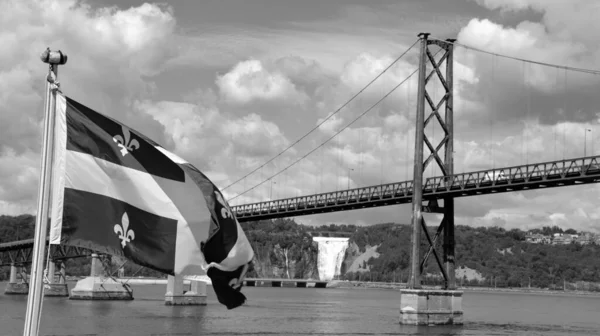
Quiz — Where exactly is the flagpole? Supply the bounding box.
[22,49,67,336]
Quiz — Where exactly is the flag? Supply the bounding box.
[49,93,254,309]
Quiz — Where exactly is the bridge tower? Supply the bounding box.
[400,33,463,325]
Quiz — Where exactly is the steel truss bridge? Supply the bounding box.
[0,238,91,266]
[231,155,600,220]
[1,155,599,260]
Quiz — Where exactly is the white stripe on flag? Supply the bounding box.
[50,94,68,244]
[156,146,188,164]
[64,151,185,219]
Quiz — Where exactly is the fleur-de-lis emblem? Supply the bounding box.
[215,191,232,219]
[113,126,140,157]
[114,212,135,248]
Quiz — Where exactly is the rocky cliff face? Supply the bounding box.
[248,240,320,279]
[341,241,381,274]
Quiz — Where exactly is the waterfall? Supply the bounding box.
[283,248,291,279]
[313,237,349,281]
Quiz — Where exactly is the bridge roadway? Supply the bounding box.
[231,155,600,220]
[1,155,600,256]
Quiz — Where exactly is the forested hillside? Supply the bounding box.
[1,214,599,291]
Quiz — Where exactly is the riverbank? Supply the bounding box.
[328,280,600,297]
[60,276,600,297]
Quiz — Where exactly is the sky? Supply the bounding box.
[2,0,600,233]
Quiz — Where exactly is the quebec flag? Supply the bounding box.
[49,93,254,309]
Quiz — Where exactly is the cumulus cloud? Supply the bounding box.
[456,1,600,129]
[216,59,308,105]
[135,96,293,190]
[0,0,177,214]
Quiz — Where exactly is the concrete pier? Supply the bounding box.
[44,261,69,297]
[243,278,328,288]
[70,254,133,300]
[4,264,28,295]
[399,289,463,325]
[165,274,207,306]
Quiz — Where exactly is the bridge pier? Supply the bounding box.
[400,33,463,325]
[44,261,69,297]
[4,264,29,295]
[164,274,207,306]
[70,253,133,300]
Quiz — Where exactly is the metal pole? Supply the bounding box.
[23,49,67,336]
[584,129,587,157]
[408,32,429,289]
[443,39,456,290]
[347,168,354,189]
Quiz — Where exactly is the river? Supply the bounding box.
[1,282,599,335]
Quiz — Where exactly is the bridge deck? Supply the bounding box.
[231,155,600,221]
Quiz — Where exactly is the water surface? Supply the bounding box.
[1,282,599,335]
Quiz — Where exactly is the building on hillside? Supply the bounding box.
[576,235,592,245]
[525,232,551,244]
[524,231,599,245]
[552,235,573,245]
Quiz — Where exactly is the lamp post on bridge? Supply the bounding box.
[584,128,591,156]
[269,180,276,200]
[347,168,354,190]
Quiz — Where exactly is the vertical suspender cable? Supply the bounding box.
[525,63,531,164]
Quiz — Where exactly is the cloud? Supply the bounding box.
[216,59,308,105]
[0,0,177,214]
[135,96,293,190]
[456,1,600,129]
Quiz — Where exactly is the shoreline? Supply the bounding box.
[327,280,600,296]
[55,277,600,297]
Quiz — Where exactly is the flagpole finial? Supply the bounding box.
[40,48,68,65]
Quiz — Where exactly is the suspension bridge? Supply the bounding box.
[2,32,600,325]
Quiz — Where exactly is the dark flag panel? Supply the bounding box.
[60,188,178,274]
[50,94,255,310]
[65,97,186,182]
[206,265,249,310]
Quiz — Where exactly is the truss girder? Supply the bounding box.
[229,156,600,221]
[0,243,92,266]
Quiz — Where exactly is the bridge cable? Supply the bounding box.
[521,62,525,164]
[554,67,558,158]
[227,66,421,202]
[405,74,410,181]
[220,38,420,192]
[563,69,567,160]
[491,53,496,169]
[525,64,532,164]
[448,40,600,76]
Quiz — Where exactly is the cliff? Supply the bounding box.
[244,219,319,279]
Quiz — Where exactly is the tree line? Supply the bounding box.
[1,215,599,291]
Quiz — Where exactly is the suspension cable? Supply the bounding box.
[227,67,420,202]
[221,38,420,192]
[448,40,600,75]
